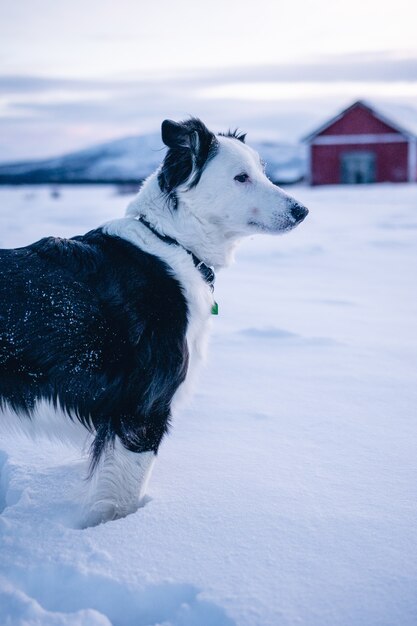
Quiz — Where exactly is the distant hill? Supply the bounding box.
[0,133,306,185]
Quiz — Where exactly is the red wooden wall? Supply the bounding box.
[311,143,409,185]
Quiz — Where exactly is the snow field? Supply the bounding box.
[0,183,416,625]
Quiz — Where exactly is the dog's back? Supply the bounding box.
[0,230,189,469]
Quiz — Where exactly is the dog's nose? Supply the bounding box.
[289,201,309,223]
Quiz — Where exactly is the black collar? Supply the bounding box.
[138,216,215,291]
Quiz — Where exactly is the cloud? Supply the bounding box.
[1,53,417,161]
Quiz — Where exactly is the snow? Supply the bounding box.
[365,100,417,137]
[0,182,417,626]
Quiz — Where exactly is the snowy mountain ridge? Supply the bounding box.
[0,132,306,185]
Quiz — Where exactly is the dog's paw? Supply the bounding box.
[80,501,121,528]
[79,496,146,528]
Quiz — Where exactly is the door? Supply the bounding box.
[340,151,376,184]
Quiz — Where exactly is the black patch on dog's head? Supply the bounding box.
[158,117,218,209]
[218,128,247,143]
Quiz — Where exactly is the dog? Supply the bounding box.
[0,118,308,526]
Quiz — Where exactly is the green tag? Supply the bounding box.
[211,301,219,315]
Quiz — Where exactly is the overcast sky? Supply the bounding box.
[1,0,417,160]
[2,0,417,77]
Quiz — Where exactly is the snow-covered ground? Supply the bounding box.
[0,183,416,626]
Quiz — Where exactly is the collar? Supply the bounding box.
[138,216,215,291]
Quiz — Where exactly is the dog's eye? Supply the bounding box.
[234,173,249,183]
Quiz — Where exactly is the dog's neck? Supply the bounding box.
[126,172,240,271]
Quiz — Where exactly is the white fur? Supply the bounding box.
[82,441,155,527]
[0,398,92,448]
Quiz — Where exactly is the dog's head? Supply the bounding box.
[158,117,308,237]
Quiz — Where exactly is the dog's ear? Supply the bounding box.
[158,118,218,205]
[161,119,200,154]
[161,120,186,148]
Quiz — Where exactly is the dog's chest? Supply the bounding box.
[170,281,212,412]
[184,282,213,367]
[165,251,214,409]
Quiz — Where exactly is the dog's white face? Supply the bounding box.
[184,135,308,238]
[153,117,308,265]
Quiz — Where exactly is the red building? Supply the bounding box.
[303,100,417,186]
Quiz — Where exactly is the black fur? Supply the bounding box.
[218,129,247,143]
[158,117,218,209]
[0,230,189,471]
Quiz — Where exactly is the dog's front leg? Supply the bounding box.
[82,437,155,527]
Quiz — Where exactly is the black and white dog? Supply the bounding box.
[0,118,308,526]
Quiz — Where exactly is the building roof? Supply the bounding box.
[303,99,417,143]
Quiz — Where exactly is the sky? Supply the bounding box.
[1,0,417,161]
